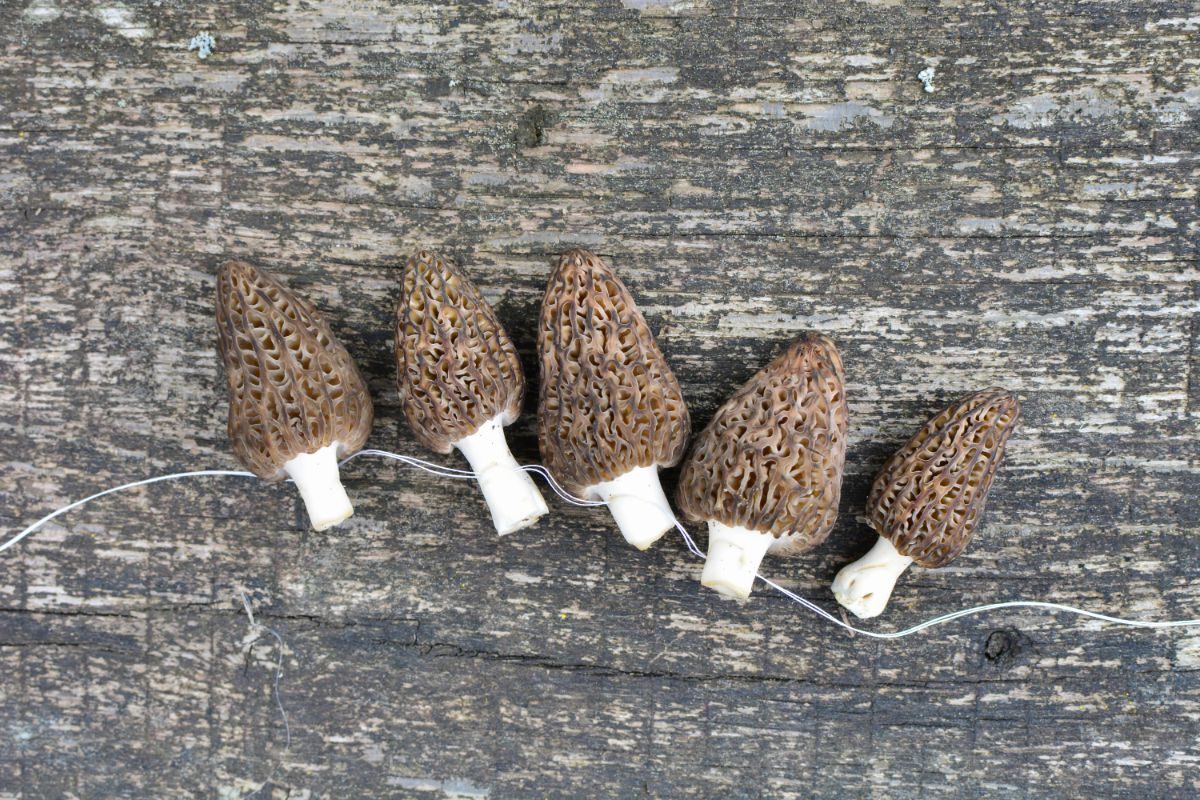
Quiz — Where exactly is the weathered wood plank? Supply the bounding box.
[2,0,1199,797]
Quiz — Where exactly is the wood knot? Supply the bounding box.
[983,627,1030,669]
[515,105,548,149]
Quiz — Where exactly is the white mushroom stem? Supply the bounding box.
[700,521,774,601]
[283,443,353,532]
[831,535,915,619]
[454,416,548,536]
[587,465,676,550]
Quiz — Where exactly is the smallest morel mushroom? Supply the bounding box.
[395,251,548,535]
[215,260,374,531]
[676,334,849,600]
[832,388,1020,619]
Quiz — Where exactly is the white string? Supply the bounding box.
[0,469,257,555]
[362,450,1200,637]
[668,522,1200,638]
[343,449,477,480]
[5,451,1200,639]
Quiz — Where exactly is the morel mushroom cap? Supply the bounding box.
[677,333,848,600]
[394,250,547,535]
[215,260,373,531]
[537,248,690,549]
[833,387,1021,619]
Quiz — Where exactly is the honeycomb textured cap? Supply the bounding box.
[676,334,848,551]
[868,387,1020,568]
[215,260,374,481]
[394,250,525,454]
[537,248,690,494]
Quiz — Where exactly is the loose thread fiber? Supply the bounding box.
[238,590,291,792]
[4,450,1200,640]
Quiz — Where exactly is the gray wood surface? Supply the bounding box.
[2,1,1199,797]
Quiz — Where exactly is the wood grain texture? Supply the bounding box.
[1,0,1198,797]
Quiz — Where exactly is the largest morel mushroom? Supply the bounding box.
[394,250,548,535]
[832,387,1020,618]
[215,260,374,531]
[677,334,849,600]
[537,248,690,549]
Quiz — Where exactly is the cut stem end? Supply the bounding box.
[831,535,914,619]
[700,521,774,601]
[455,417,548,536]
[588,465,676,550]
[283,444,353,531]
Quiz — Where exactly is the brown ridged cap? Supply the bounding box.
[676,334,848,552]
[537,248,690,494]
[868,388,1020,568]
[394,250,525,454]
[215,260,373,480]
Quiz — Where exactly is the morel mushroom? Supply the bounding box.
[537,248,690,549]
[215,260,374,531]
[833,387,1020,619]
[677,334,848,600]
[395,250,548,535]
